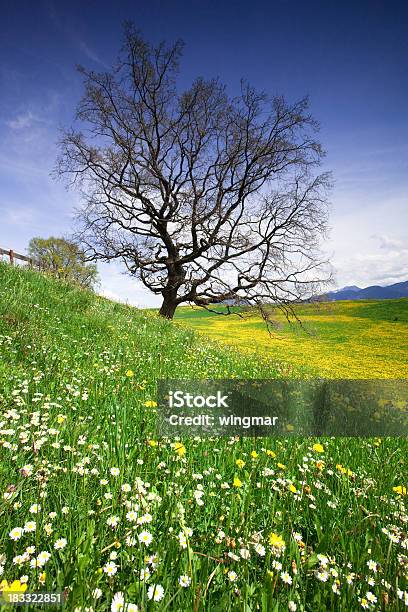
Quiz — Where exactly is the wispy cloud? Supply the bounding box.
[78,41,109,68]
[6,111,41,130]
[2,206,36,226]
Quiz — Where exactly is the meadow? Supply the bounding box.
[0,262,407,611]
[175,300,408,378]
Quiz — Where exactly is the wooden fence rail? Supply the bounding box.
[0,247,40,268]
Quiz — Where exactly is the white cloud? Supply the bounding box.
[332,234,408,288]
[98,288,130,304]
[370,234,406,251]
[97,261,161,309]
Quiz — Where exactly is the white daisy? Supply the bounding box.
[147,584,164,602]
[138,530,153,547]
[178,575,191,587]
[9,527,24,540]
[103,561,118,576]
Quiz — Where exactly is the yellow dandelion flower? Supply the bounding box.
[336,464,353,477]
[148,440,158,447]
[233,477,243,488]
[312,443,324,453]
[144,400,157,408]
[251,450,259,459]
[125,370,134,377]
[393,485,407,496]
[266,449,276,458]
[1,580,28,603]
[1,579,28,593]
[268,533,285,549]
[277,463,286,470]
[236,459,245,469]
[172,442,186,457]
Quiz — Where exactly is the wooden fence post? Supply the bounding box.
[0,247,40,268]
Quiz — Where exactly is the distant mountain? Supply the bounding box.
[322,280,408,301]
[340,285,361,292]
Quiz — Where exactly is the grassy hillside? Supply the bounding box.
[0,263,407,611]
[175,300,408,378]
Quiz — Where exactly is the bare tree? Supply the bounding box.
[57,24,331,319]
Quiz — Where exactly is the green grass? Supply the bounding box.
[175,300,408,378]
[0,263,407,611]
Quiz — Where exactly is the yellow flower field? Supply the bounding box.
[175,300,408,378]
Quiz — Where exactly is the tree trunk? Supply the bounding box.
[159,297,177,319]
[159,266,185,319]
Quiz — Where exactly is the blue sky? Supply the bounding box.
[1,0,407,306]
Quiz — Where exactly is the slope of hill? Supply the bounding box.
[325,279,408,301]
[0,262,281,382]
